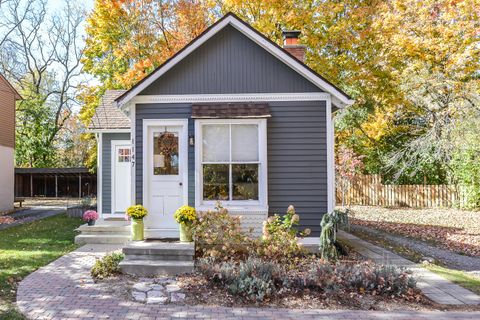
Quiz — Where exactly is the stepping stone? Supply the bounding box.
[150,284,164,291]
[148,290,166,298]
[132,291,146,302]
[147,297,168,304]
[166,284,181,292]
[171,292,186,302]
[132,282,151,292]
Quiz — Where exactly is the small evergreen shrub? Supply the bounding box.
[91,252,124,280]
[319,209,349,262]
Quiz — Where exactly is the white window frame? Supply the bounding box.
[195,118,268,210]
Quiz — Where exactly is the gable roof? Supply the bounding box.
[89,90,130,130]
[115,12,354,109]
[0,73,22,100]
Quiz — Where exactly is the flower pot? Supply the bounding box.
[87,219,96,226]
[179,223,193,242]
[131,218,144,241]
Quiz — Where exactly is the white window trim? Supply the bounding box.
[111,140,132,214]
[96,133,103,216]
[195,118,268,211]
[142,119,189,213]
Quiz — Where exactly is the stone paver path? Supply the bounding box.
[338,230,480,305]
[17,244,480,320]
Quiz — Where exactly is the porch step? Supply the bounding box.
[75,234,131,245]
[123,242,194,261]
[76,224,130,235]
[119,260,194,276]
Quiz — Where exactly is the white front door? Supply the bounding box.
[112,141,132,214]
[144,120,188,238]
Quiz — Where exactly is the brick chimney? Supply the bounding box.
[282,30,305,62]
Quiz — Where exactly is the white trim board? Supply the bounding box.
[87,128,131,133]
[115,14,354,109]
[97,133,103,216]
[129,92,331,105]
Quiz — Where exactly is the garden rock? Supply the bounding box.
[133,282,151,292]
[131,278,186,304]
[166,284,181,292]
[132,291,146,302]
[171,292,185,302]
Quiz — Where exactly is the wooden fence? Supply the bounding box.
[336,174,466,208]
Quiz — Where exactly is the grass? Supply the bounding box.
[0,214,83,319]
[424,264,480,295]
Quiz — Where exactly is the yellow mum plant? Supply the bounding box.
[174,205,196,225]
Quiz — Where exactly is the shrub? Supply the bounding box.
[91,252,124,280]
[193,204,256,261]
[260,205,310,263]
[174,205,196,225]
[197,257,282,301]
[319,209,349,262]
[126,205,148,219]
[198,257,417,301]
[305,261,416,296]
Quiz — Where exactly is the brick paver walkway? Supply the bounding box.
[17,244,480,320]
[338,230,480,305]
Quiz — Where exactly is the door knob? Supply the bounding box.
[179,182,183,186]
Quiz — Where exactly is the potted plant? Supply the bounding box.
[174,205,196,242]
[126,205,148,241]
[83,210,99,226]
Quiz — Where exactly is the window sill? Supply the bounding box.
[196,204,268,212]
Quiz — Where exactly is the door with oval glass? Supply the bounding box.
[145,121,187,238]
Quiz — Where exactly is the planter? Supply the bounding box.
[131,218,144,241]
[179,223,193,242]
[87,219,96,226]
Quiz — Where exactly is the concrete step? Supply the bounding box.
[74,234,131,245]
[76,224,130,234]
[123,242,194,257]
[119,260,194,276]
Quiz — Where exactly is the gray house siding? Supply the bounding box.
[132,23,328,235]
[268,101,327,236]
[135,104,195,206]
[140,25,321,95]
[134,101,327,235]
[102,132,130,214]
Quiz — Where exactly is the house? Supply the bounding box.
[88,13,353,238]
[0,74,21,212]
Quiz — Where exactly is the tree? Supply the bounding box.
[336,146,364,207]
[0,0,85,167]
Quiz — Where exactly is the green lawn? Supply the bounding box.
[0,214,83,319]
[424,264,480,295]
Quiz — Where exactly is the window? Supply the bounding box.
[197,119,266,207]
[118,148,131,163]
[153,131,179,175]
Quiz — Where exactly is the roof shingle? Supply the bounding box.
[88,90,131,130]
